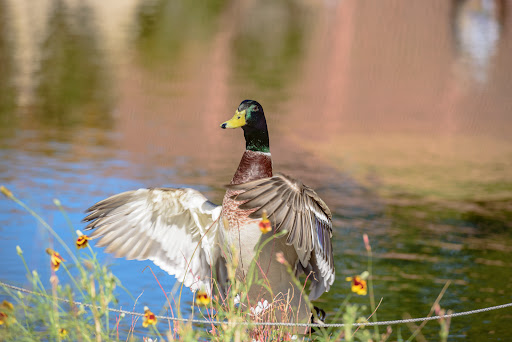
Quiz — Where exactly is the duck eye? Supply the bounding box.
[251,106,259,112]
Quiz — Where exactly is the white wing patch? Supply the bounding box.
[83,188,224,293]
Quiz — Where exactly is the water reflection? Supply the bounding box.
[452,0,505,84]
[134,0,227,71]
[34,0,112,131]
[232,0,306,103]
[0,0,511,340]
[0,0,17,139]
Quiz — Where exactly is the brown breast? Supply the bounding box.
[222,150,272,230]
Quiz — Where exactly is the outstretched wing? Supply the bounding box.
[227,173,335,300]
[83,187,225,293]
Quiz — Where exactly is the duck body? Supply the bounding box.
[222,149,311,323]
[83,100,334,327]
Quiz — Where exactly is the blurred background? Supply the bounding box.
[1,0,511,339]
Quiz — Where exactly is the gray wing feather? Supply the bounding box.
[227,173,335,300]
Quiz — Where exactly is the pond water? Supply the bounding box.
[1,0,512,340]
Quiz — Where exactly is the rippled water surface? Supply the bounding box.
[1,0,512,340]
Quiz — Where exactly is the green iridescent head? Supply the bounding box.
[221,100,269,153]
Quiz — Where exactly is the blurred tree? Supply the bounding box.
[232,0,307,105]
[34,0,112,132]
[0,0,17,141]
[133,0,227,74]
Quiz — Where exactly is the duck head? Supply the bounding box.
[221,100,270,153]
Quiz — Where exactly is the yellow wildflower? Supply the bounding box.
[0,301,15,326]
[46,248,65,271]
[0,312,7,325]
[196,290,210,305]
[259,210,272,234]
[59,328,68,338]
[346,275,367,295]
[76,234,90,249]
[142,306,157,327]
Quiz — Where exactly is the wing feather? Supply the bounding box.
[83,187,224,293]
[278,205,296,233]
[232,184,277,202]
[227,173,335,299]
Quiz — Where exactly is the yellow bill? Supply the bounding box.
[220,110,246,129]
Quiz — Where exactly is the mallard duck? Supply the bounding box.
[83,100,335,325]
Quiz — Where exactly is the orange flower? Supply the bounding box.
[346,275,367,295]
[259,210,272,234]
[46,248,65,271]
[143,306,157,327]
[76,234,90,249]
[196,290,210,305]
